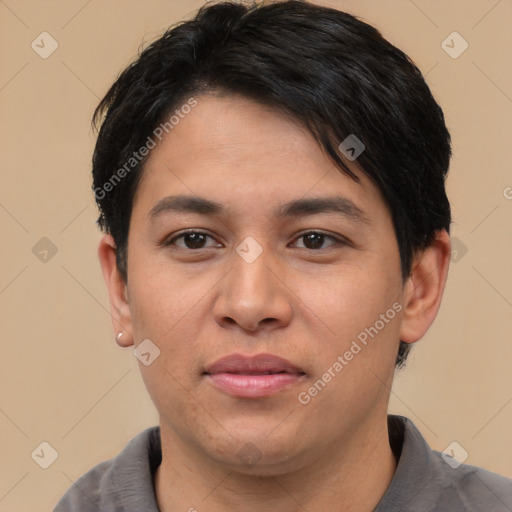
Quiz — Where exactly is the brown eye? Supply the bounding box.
[302,232,325,249]
[182,232,208,249]
[292,231,341,250]
[166,231,220,249]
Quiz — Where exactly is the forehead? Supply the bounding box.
[132,94,389,223]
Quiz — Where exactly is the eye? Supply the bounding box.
[290,231,344,250]
[163,230,346,251]
[165,230,221,250]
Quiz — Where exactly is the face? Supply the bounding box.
[109,94,416,473]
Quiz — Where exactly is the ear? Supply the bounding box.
[98,234,134,347]
[399,229,451,344]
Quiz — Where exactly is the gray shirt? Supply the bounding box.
[53,415,512,511]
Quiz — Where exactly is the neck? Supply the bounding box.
[155,415,397,512]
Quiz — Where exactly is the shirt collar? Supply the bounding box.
[374,414,444,511]
[107,415,442,511]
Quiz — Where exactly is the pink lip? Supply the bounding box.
[204,353,306,398]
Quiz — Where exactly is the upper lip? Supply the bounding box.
[204,353,305,375]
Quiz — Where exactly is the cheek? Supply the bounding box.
[128,255,196,336]
[296,262,401,339]
[126,264,203,386]
[127,271,207,418]
[295,275,402,420]
[293,260,403,397]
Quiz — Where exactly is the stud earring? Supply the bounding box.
[116,332,123,342]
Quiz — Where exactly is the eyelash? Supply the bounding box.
[163,230,348,251]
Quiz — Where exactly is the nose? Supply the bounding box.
[213,241,293,333]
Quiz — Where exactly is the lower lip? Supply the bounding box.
[206,372,305,398]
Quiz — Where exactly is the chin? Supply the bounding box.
[201,427,309,476]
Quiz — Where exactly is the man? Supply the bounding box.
[54,1,512,510]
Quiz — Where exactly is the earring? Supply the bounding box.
[116,332,123,342]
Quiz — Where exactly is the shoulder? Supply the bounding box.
[53,458,115,511]
[53,426,161,512]
[433,453,512,511]
[379,415,512,512]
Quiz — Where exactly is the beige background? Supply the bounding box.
[1,0,511,510]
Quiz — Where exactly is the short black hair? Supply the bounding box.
[92,0,452,367]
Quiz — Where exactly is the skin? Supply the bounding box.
[99,94,451,511]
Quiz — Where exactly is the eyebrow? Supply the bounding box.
[148,194,370,224]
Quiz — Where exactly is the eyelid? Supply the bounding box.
[162,229,350,250]
[289,230,349,249]
[163,229,222,248]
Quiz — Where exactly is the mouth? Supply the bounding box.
[203,353,306,398]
